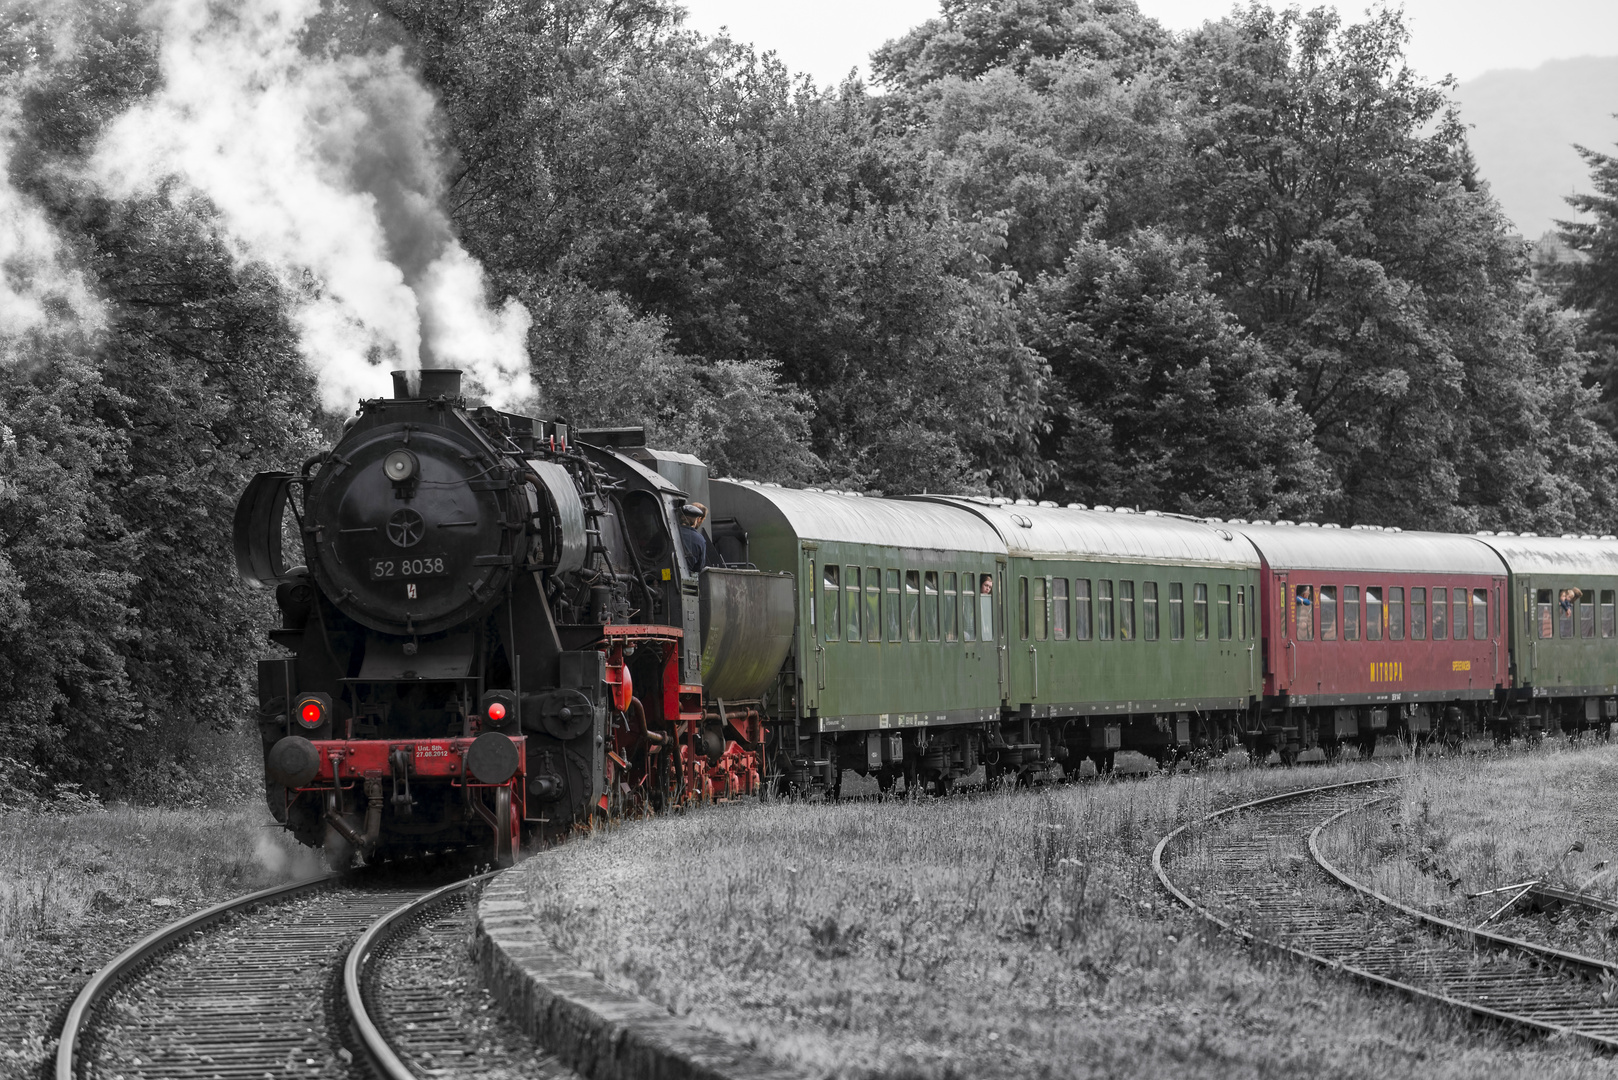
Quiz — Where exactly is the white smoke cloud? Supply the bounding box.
[0,106,104,363]
[89,0,533,410]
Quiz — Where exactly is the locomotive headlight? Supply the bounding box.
[383,449,419,483]
[294,692,332,730]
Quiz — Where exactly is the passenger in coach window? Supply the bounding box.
[1562,588,1583,617]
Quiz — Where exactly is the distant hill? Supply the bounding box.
[1455,55,1618,240]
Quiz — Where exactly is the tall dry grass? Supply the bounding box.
[522,753,1610,1079]
[0,801,322,965]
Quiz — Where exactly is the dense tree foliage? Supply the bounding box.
[1,0,1613,797]
[0,4,321,800]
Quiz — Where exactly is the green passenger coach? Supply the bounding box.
[709,481,1007,793]
[1476,534,1618,732]
[920,500,1263,765]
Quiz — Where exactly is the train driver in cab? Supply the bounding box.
[679,502,723,572]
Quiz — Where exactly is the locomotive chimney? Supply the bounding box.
[390,369,463,401]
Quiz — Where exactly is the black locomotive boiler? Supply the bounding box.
[235,369,793,866]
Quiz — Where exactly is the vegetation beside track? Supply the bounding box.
[0,798,316,1077]
[1320,741,1618,962]
[522,753,1616,1080]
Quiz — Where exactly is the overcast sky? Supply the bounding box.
[676,0,1618,88]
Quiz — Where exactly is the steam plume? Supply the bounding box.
[90,0,532,409]
[0,106,104,363]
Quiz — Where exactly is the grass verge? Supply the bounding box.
[520,751,1616,1080]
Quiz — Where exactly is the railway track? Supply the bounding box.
[55,869,574,1080]
[1153,778,1618,1049]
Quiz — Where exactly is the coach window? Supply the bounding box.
[1452,585,1468,640]
[1193,583,1209,641]
[1144,582,1159,641]
[1411,587,1426,640]
[1053,578,1069,640]
[866,567,881,642]
[1030,576,1047,642]
[1295,585,1314,640]
[808,559,817,637]
[1559,588,1579,638]
[1075,579,1093,640]
[1432,588,1447,641]
[1580,589,1595,638]
[1216,584,1232,640]
[924,572,941,641]
[1344,586,1361,641]
[886,570,902,642]
[1120,581,1136,641]
[944,572,959,642]
[1389,587,1405,641]
[980,575,995,642]
[1319,586,1337,641]
[1536,588,1553,639]
[906,571,922,641]
[1098,580,1115,640]
[1019,577,1030,641]
[1366,588,1383,642]
[1477,588,1493,640]
[1604,591,1616,638]
[823,565,840,641]
[1236,586,1247,640]
[845,566,862,642]
[1170,583,1185,640]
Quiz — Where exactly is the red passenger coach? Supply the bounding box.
[1233,523,1510,757]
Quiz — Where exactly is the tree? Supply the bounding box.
[871,0,1169,91]
[1023,229,1327,516]
[382,2,1051,494]
[1169,5,1610,530]
[0,0,323,798]
[1560,137,1618,342]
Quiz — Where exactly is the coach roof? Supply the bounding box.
[913,499,1260,568]
[1231,522,1505,575]
[709,483,1006,554]
[1474,535,1618,577]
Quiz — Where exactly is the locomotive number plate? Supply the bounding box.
[370,554,450,579]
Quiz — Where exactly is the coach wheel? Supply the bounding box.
[492,785,519,868]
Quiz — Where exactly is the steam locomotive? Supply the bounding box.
[237,369,1618,868]
[235,369,792,867]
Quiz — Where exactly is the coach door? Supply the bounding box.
[1494,578,1505,688]
[1273,571,1290,695]
[996,559,1009,703]
[801,543,821,712]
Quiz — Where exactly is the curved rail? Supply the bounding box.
[54,874,333,1080]
[344,871,498,1079]
[1149,775,1396,932]
[1155,776,1618,1049]
[1310,800,1618,978]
